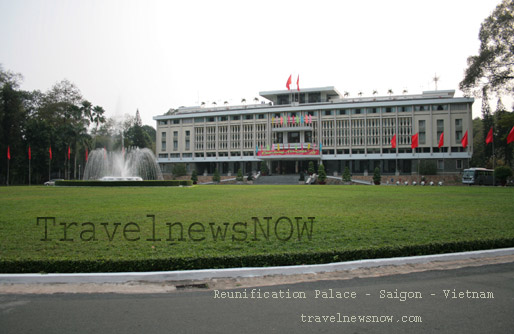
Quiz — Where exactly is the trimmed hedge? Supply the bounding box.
[55,180,192,187]
[1,237,513,273]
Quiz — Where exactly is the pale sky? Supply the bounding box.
[0,0,506,126]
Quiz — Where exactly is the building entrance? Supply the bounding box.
[271,160,316,174]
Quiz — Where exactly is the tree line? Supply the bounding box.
[0,65,155,185]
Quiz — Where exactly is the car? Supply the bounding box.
[44,179,64,186]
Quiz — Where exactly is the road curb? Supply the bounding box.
[1,247,513,284]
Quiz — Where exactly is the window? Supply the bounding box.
[173,119,180,124]
[159,120,167,125]
[353,108,361,115]
[231,115,240,121]
[245,114,253,120]
[437,160,444,170]
[158,153,168,158]
[324,110,333,116]
[437,119,444,140]
[277,94,290,105]
[182,118,193,124]
[308,92,321,103]
[305,131,312,143]
[433,104,448,111]
[219,116,228,122]
[161,132,166,151]
[383,107,394,113]
[339,109,347,115]
[367,107,379,114]
[257,114,266,119]
[288,132,300,144]
[414,105,429,111]
[419,120,426,145]
[207,117,215,122]
[194,117,204,123]
[455,119,463,141]
[185,131,190,151]
[399,106,412,112]
[456,159,463,169]
[173,131,178,151]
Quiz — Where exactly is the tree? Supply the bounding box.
[308,161,315,175]
[342,166,351,183]
[317,164,327,184]
[373,166,381,185]
[191,169,198,184]
[236,168,243,182]
[125,109,152,149]
[495,165,512,185]
[460,0,514,97]
[213,168,220,183]
[260,162,269,176]
[172,163,186,178]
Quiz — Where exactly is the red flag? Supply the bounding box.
[411,133,419,149]
[7,146,11,160]
[85,148,88,162]
[391,134,396,149]
[296,75,300,91]
[507,126,514,144]
[485,127,493,145]
[68,146,71,160]
[461,130,468,148]
[286,75,292,90]
[438,132,444,148]
[28,146,31,160]
[49,147,52,160]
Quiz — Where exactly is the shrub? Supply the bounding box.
[308,161,315,175]
[419,160,437,175]
[212,169,221,183]
[172,164,187,178]
[495,165,512,185]
[373,167,381,185]
[247,172,253,182]
[342,166,351,183]
[191,170,198,184]
[260,163,269,176]
[236,168,243,182]
[317,164,327,184]
[55,180,192,187]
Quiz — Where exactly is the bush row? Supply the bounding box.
[55,180,192,187]
[1,237,513,273]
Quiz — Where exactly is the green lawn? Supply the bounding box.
[1,185,513,272]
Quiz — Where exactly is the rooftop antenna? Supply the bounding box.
[433,73,439,91]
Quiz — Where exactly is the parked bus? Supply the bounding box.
[462,168,494,185]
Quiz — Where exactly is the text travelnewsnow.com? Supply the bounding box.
[35,215,315,242]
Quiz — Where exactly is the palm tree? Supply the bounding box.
[373,90,378,95]
[224,101,229,106]
[387,89,393,96]
[253,97,259,104]
[212,101,217,106]
[344,91,349,98]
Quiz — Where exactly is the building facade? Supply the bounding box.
[153,87,474,177]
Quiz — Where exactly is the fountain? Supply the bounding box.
[83,147,163,181]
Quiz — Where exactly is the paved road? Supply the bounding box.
[1,262,513,333]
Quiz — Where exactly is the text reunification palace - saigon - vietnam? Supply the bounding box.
[153,86,474,177]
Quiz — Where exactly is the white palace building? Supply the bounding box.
[153,86,474,177]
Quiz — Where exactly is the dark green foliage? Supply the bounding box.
[191,169,198,184]
[308,161,315,175]
[172,164,187,178]
[342,166,351,182]
[2,237,513,273]
[247,172,253,182]
[495,165,512,185]
[317,164,326,184]
[460,0,514,97]
[236,168,243,182]
[419,160,437,175]
[373,167,381,185]
[212,169,220,183]
[299,172,305,181]
[260,163,269,176]
[55,180,192,187]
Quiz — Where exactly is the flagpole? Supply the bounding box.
[492,127,495,186]
[29,156,31,186]
[6,157,9,186]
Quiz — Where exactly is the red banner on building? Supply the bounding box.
[257,148,320,157]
